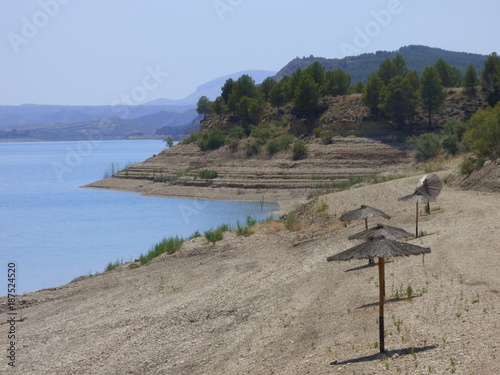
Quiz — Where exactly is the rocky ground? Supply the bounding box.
[3,164,500,374]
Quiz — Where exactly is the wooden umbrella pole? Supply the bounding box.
[378,257,385,353]
[364,218,368,230]
[415,202,419,238]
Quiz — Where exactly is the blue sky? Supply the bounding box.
[1,0,499,105]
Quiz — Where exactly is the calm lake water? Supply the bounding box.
[0,140,278,295]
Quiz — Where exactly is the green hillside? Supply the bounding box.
[274,45,488,84]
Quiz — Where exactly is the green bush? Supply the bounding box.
[235,221,253,236]
[277,134,294,150]
[460,156,485,175]
[245,138,262,157]
[410,133,442,161]
[251,125,274,143]
[139,236,185,265]
[181,132,199,145]
[228,126,246,139]
[204,228,224,244]
[266,139,280,155]
[197,128,227,151]
[292,140,308,160]
[198,169,218,179]
[321,130,334,145]
[227,138,239,152]
[189,230,201,239]
[104,258,124,272]
[463,104,500,158]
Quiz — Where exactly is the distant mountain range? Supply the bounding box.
[0,45,493,141]
[274,45,488,83]
[0,70,276,141]
[144,70,277,106]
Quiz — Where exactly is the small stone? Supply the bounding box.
[392,353,400,359]
[330,360,338,365]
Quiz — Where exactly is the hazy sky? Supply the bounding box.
[1,0,499,106]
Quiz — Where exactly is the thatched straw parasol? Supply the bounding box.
[340,205,391,264]
[327,237,431,353]
[348,223,413,241]
[398,174,442,238]
[416,173,443,199]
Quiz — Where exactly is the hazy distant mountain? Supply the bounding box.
[144,70,277,106]
[0,104,195,128]
[274,45,488,83]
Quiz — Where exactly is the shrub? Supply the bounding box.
[197,128,226,151]
[460,156,485,175]
[441,135,460,156]
[104,258,124,272]
[165,136,175,148]
[463,104,500,158]
[251,124,274,143]
[204,228,224,244]
[189,230,201,239]
[292,140,308,160]
[321,130,334,145]
[246,216,257,227]
[198,169,218,179]
[277,134,294,150]
[266,139,280,155]
[139,236,185,265]
[228,126,246,139]
[316,202,329,212]
[313,127,322,137]
[410,133,442,161]
[227,138,239,152]
[181,132,199,145]
[235,221,253,236]
[283,214,301,231]
[245,138,262,157]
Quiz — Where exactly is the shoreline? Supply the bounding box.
[83,177,313,215]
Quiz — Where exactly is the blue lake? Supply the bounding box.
[0,140,278,295]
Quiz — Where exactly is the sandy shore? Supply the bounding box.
[3,168,500,374]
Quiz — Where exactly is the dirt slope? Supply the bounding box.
[85,136,410,214]
[3,172,500,374]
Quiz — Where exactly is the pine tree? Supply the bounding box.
[463,64,479,109]
[362,74,385,112]
[196,96,212,120]
[481,52,500,107]
[420,67,445,128]
[293,74,320,113]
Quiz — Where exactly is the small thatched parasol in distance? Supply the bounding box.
[416,173,443,200]
[348,223,413,241]
[327,237,431,353]
[399,174,443,237]
[340,205,391,264]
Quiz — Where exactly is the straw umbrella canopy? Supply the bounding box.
[399,174,443,237]
[340,205,391,264]
[416,173,443,199]
[327,237,431,353]
[340,205,391,230]
[348,223,413,241]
